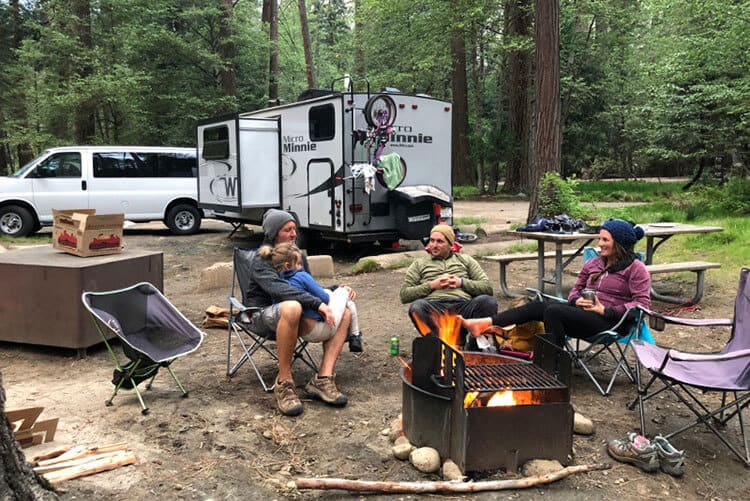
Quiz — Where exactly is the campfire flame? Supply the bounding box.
[464,390,518,408]
[415,313,463,348]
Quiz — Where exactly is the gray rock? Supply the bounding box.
[392,442,414,460]
[522,459,563,477]
[442,459,464,481]
[574,412,595,435]
[409,447,441,473]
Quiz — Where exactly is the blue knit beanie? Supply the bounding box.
[602,219,644,249]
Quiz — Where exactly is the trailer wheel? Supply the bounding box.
[0,205,36,237]
[364,95,397,128]
[166,204,201,235]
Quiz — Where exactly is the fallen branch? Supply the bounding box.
[295,463,611,493]
[41,450,137,484]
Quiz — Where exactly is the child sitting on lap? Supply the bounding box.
[270,242,362,347]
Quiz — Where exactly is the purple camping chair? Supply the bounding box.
[628,267,750,466]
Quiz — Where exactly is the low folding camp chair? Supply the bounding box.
[226,247,318,391]
[82,282,205,415]
[629,267,750,465]
[528,289,652,396]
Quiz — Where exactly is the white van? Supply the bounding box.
[0,146,208,237]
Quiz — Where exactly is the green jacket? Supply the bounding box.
[399,252,494,304]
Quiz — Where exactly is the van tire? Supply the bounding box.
[166,204,201,235]
[0,205,35,237]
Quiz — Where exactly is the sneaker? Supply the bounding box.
[347,332,363,352]
[305,374,348,406]
[607,433,659,473]
[653,435,685,477]
[274,379,303,416]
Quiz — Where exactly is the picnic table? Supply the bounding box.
[487,223,723,303]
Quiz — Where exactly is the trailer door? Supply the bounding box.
[238,117,281,207]
[306,159,335,229]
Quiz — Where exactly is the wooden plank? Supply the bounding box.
[484,249,578,263]
[42,450,137,483]
[646,261,721,274]
[34,450,126,473]
[35,442,129,467]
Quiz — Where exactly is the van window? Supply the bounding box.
[309,104,335,141]
[203,126,230,160]
[31,152,82,178]
[93,152,196,178]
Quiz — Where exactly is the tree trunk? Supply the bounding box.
[503,0,532,196]
[298,0,315,88]
[218,0,237,104]
[71,0,96,144]
[450,5,472,186]
[528,0,561,222]
[0,371,59,500]
[353,0,366,79]
[267,0,280,104]
[470,28,484,192]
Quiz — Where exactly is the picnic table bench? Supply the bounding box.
[484,251,720,304]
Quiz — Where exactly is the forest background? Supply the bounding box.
[0,0,748,196]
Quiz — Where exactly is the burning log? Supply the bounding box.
[295,463,611,493]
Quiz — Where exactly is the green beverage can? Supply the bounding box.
[389,336,400,355]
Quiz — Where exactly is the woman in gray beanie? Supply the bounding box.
[461,219,651,349]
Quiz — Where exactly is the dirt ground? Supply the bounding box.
[1,199,746,500]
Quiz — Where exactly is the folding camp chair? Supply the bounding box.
[528,289,652,396]
[629,267,750,465]
[226,247,318,391]
[82,282,205,415]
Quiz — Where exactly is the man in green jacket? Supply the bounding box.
[400,225,497,344]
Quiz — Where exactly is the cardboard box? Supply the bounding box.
[52,209,125,257]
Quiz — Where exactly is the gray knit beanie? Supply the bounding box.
[262,209,295,242]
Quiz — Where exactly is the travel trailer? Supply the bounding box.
[196,86,453,247]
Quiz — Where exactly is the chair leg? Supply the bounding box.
[165,366,189,397]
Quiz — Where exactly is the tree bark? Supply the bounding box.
[450,4,472,186]
[298,0,316,88]
[353,0,366,80]
[267,0,280,104]
[503,0,532,196]
[528,0,561,222]
[0,371,59,500]
[217,0,237,103]
[71,0,96,144]
[470,28,484,192]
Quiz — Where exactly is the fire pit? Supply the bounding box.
[401,330,573,473]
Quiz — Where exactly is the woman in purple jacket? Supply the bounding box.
[462,219,651,347]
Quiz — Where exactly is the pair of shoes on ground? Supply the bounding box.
[274,374,348,416]
[607,432,684,476]
[347,332,363,352]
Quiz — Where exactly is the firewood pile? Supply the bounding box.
[30,442,136,483]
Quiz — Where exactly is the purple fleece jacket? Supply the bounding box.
[569,256,651,320]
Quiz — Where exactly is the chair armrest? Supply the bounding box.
[525,288,567,303]
[228,296,260,314]
[637,306,732,327]
[667,348,750,362]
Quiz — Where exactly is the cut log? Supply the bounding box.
[42,450,137,483]
[34,450,127,473]
[34,442,129,467]
[295,463,611,493]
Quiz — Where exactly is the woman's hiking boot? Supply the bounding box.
[607,433,659,473]
[653,435,685,477]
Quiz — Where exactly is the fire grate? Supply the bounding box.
[463,362,567,392]
[402,333,574,473]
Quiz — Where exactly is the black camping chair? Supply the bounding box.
[82,282,205,415]
[527,288,652,396]
[226,247,318,391]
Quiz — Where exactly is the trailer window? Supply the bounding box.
[309,104,335,141]
[203,126,230,160]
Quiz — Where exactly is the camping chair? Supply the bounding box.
[226,247,318,391]
[82,282,205,415]
[628,267,750,465]
[528,288,652,396]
